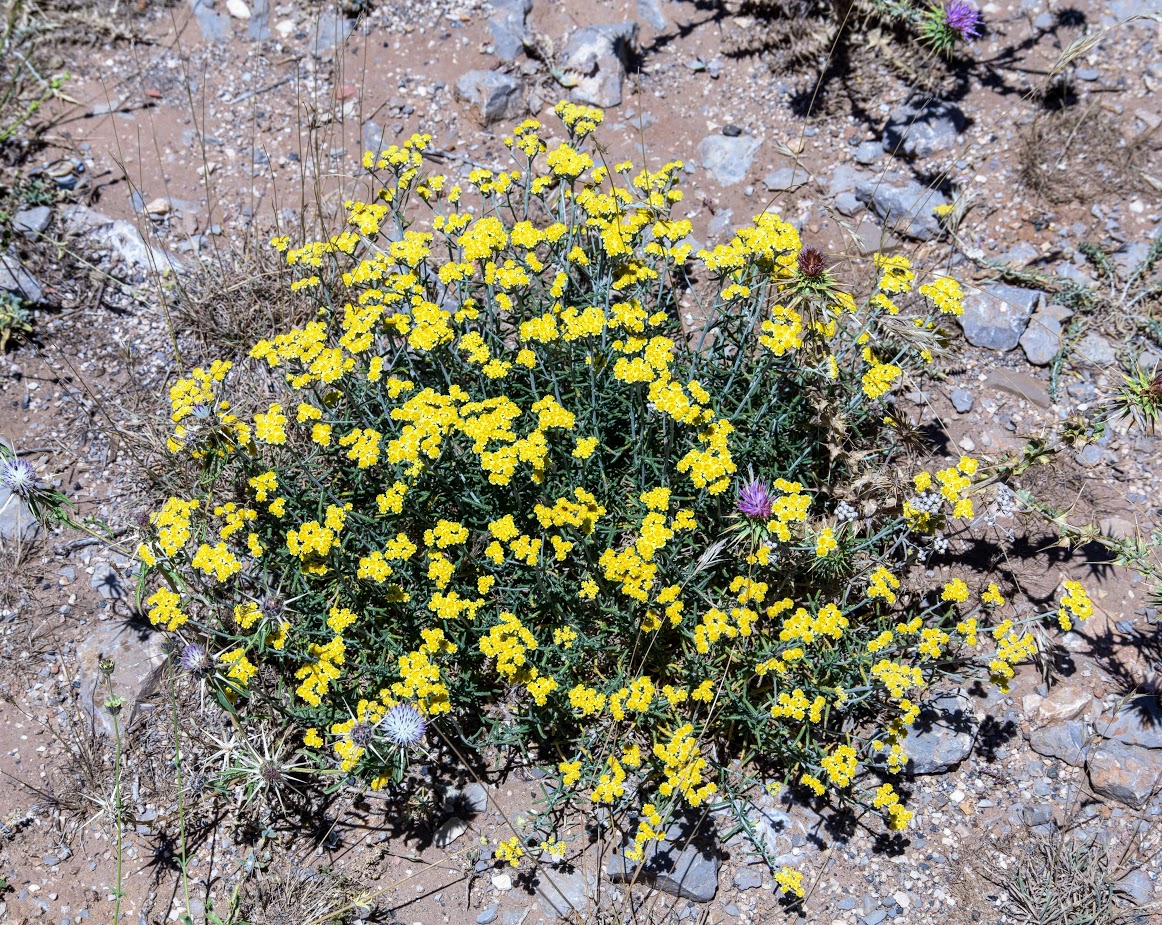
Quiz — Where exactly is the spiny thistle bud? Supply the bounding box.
[797,247,827,279]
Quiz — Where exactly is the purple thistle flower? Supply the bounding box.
[180,642,209,674]
[0,456,38,499]
[381,703,427,747]
[943,0,982,41]
[737,479,774,521]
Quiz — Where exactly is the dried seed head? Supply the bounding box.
[259,760,284,788]
[0,456,38,498]
[180,642,209,674]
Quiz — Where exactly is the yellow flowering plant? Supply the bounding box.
[135,103,1086,869]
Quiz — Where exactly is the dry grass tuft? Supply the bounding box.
[1018,106,1155,205]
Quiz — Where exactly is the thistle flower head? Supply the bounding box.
[180,642,209,674]
[381,703,426,746]
[0,456,37,498]
[797,247,827,278]
[943,0,982,41]
[737,479,774,521]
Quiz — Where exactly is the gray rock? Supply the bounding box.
[363,120,386,156]
[1088,741,1161,808]
[699,134,760,186]
[1020,313,1062,366]
[763,167,807,192]
[455,71,524,126]
[733,867,762,890]
[863,910,888,925]
[608,817,719,902]
[90,562,126,601]
[247,0,270,40]
[476,904,498,925]
[1074,331,1117,368]
[854,177,948,241]
[1020,804,1053,827]
[461,781,490,813]
[834,192,861,216]
[1111,241,1150,280]
[76,621,168,737]
[985,369,1051,409]
[12,206,52,238]
[854,141,882,165]
[636,0,668,30]
[959,283,1041,351]
[950,388,974,413]
[433,816,467,847]
[188,0,230,42]
[488,0,532,61]
[0,249,44,303]
[898,692,977,774]
[309,7,355,57]
[535,867,594,919]
[827,165,866,196]
[1095,697,1162,749]
[838,897,857,910]
[882,100,966,159]
[60,205,182,274]
[561,23,638,108]
[707,208,734,239]
[0,485,39,543]
[1114,870,1154,906]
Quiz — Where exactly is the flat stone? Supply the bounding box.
[226,0,249,17]
[461,781,489,813]
[733,867,762,890]
[834,192,861,216]
[90,562,127,600]
[0,250,44,303]
[561,22,638,108]
[898,692,977,774]
[1074,331,1117,368]
[1115,870,1154,906]
[854,141,882,165]
[950,388,974,413]
[476,904,498,925]
[1095,697,1162,749]
[247,0,271,40]
[309,7,355,57]
[60,205,182,274]
[699,134,761,186]
[12,206,51,237]
[1020,804,1054,827]
[1088,741,1161,808]
[608,817,719,902]
[535,867,594,919]
[763,167,807,192]
[187,0,230,42]
[76,620,168,737]
[455,70,524,126]
[1020,312,1062,366]
[636,0,668,30]
[433,816,467,848]
[1111,240,1150,280]
[960,283,1041,351]
[985,369,1051,410]
[854,177,948,241]
[882,100,966,159]
[0,485,39,543]
[1036,685,1093,725]
[488,0,532,61]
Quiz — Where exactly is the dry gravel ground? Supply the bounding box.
[1,0,1161,922]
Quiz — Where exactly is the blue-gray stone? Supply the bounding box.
[897,692,977,774]
[488,0,532,61]
[561,23,638,108]
[950,388,974,413]
[855,177,948,241]
[733,867,762,890]
[608,817,719,902]
[476,904,498,924]
[959,283,1041,351]
[882,100,966,159]
[454,71,524,126]
[699,134,760,186]
[636,0,668,30]
[1030,721,1088,767]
